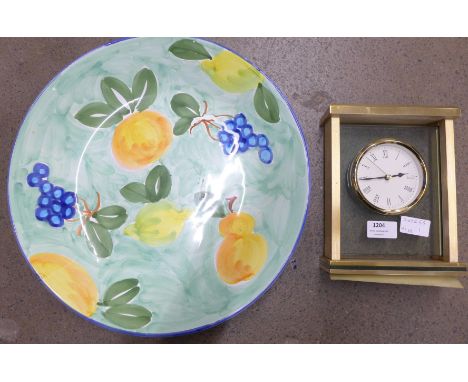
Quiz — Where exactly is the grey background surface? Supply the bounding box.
[1,38,467,343]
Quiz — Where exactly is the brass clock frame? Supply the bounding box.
[320,104,466,287]
[348,138,428,216]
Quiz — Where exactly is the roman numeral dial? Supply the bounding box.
[351,139,427,214]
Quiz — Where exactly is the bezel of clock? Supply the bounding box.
[348,138,428,216]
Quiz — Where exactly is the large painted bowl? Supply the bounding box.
[8,38,309,336]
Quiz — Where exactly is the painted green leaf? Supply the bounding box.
[93,205,128,230]
[173,117,193,136]
[168,39,212,60]
[145,165,172,203]
[103,304,152,330]
[103,278,140,306]
[120,182,150,203]
[84,220,113,258]
[170,93,200,118]
[254,83,280,123]
[194,191,227,218]
[75,102,123,128]
[100,76,133,115]
[194,191,211,203]
[212,203,228,218]
[132,68,157,112]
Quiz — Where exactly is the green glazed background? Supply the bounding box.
[8,37,309,335]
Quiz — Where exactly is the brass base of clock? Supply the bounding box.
[330,274,463,288]
[320,257,467,288]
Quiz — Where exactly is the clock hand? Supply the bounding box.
[391,172,407,178]
[359,175,387,180]
[359,173,408,181]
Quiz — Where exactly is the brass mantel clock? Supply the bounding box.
[321,104,466,288]
[348,138,428,215]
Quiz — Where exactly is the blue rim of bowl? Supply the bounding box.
[7,37,311,338]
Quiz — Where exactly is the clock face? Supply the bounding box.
[350,139,427,214]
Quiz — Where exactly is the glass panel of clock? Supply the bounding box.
[340,124,441,260]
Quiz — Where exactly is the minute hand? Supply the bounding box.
[359,172,407,180]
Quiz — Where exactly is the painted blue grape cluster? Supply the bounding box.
[218,113,273,164]
[27,163,77,227]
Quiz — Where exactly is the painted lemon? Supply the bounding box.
[124,201,191,246]
[200,50,264,93]
[30,253,98,317]
[112,110,173,170]
[216,213,268,284]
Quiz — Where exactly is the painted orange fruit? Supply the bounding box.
[219,212,255,238]
[216,213,268,284]
[112,110,173,170]
[30,253,98,317]
[216,233,268,284]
